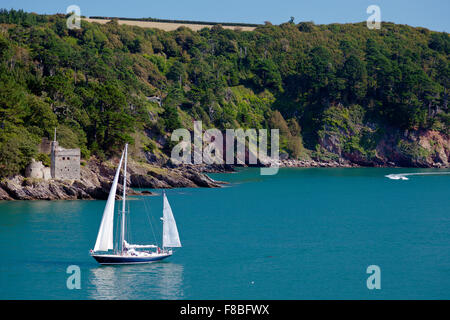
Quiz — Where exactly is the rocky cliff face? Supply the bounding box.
[0,159,227,201]
[373,130,449,167]
[316,105,449,168]
[319,128,449,168]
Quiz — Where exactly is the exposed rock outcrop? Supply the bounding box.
[0,158,227,201]
[316,106,449,168]
[342,129,450,168]
[319,129,450,168]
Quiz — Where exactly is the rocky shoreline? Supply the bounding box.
[0,156,358,201]
[0,159,228,201]
[1,155,449,201]
[275,159,358,168]
[275,157,449,169]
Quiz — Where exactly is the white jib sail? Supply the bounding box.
[93,149,125,252]
[162,193,182,248]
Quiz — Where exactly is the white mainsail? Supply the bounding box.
[93,149,125,252]
[162,193,182,248]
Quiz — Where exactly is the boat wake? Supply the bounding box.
[385,172,450,181]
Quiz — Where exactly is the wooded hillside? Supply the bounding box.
[0,9,449,177]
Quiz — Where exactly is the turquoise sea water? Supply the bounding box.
[0,168,449,300]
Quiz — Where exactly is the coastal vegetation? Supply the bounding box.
[0,9,449,178]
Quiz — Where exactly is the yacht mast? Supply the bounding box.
[93,149,125,253]
[120,144,128,254]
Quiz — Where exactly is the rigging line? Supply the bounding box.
[125,200,128,244]
[124,173,133,245]
[145,192,160,246]
[139,101,164,246]
[134,172,160,246]
[115,169,124,252]
[145,197,160,246]
[126,199,132,244]
[114,204,120,253]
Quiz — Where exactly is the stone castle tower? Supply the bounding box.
[50,129,81,180]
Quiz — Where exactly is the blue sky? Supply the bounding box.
[2,0,449,32]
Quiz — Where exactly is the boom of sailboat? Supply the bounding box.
[90,144,181,265]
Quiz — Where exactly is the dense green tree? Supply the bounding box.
[0,10,448,176]
[340,55,367,102]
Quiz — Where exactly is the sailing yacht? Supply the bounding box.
[90,144,181,265]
